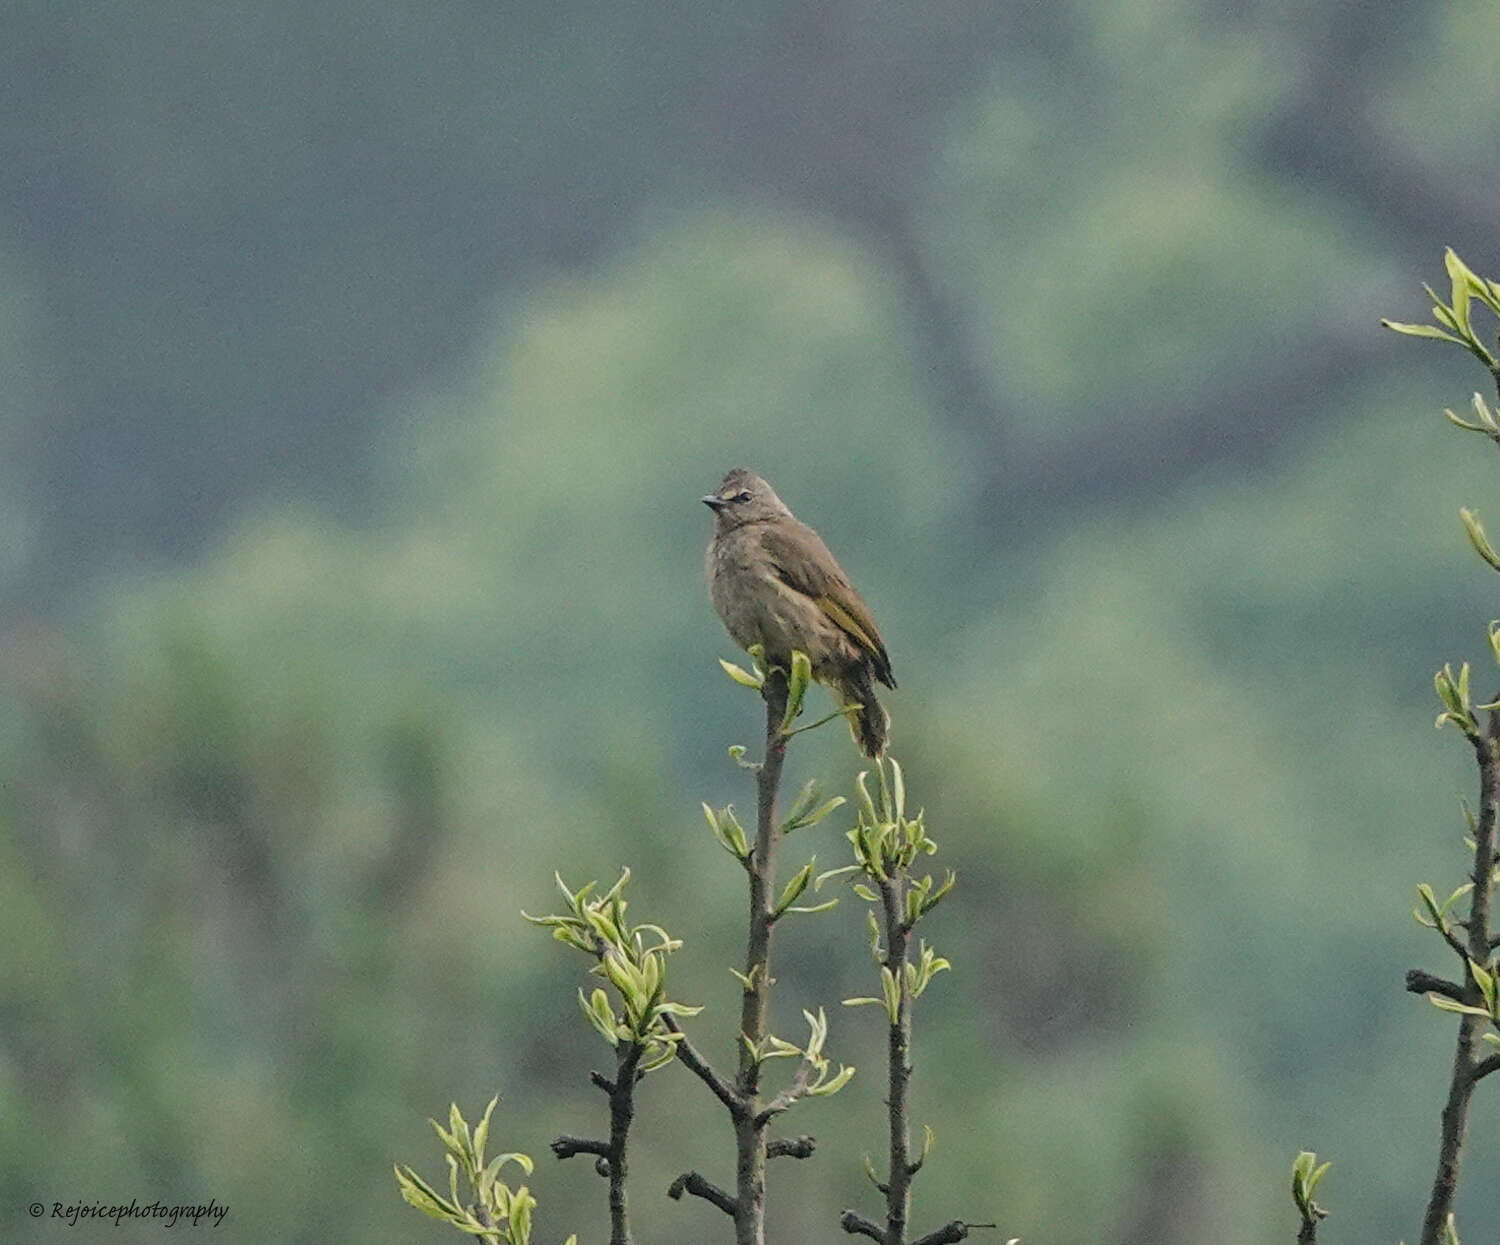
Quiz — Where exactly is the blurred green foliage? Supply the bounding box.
[3,2,1499,1243]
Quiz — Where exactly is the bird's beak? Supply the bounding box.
[701,495,726,511]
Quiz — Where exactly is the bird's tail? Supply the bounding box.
[838,670,889,758]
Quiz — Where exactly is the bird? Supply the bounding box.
[702,468,895,756]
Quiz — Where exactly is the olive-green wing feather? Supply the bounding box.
[759,521,896,688]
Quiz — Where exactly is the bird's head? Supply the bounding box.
[701,468,792,532]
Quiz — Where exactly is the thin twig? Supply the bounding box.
[1436,921,1471,961]
[767,1135,816,1159]
[668,1171,738,1218]
[840,1210,886,1242]
[755,1061,812,1125]
[551,1136,610,1161]
[1405,969,1467,1002]
[665,1014,745,1118]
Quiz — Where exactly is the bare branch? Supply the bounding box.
[1472,1051,1500,1083]
[1406,969,1467,1002]
[668,1171,738,1218]
[755,1061,813,1126]
[838,1210,885,1241]
[1437,921,1471,961]
[912,1222,990,1245]
[768,1135,816,1160]
[550,1136,610,1162]
[664,1014,745,1119]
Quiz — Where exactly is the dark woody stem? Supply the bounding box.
[877,872,914,1245]
[840,771,983,1245]
[733,669,789,1245]
[1418,709,1500,1245]
[668,1170,738,1217]
[551,1042,644,1245]
[605,1042,643,1245]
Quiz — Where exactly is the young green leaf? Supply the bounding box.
[580,987,620,1046]
[449,1103,472,1164]
[919,1123,935,1165]
[815,863,861,888]
[780,649,813,732]
[880,965,901,1022]
[1380,319,1466,345]
[854,769,879,829]
[473,1095,498,1169]
[919,870,957,919]
[760,1033,804,1060]
[784,898,839,915]
[509,1184,535,1244]
[395,1165,457,1221]
[1461,510,1500,572]
[774,860,815,917]
[1429,996,1494,1018]
[720,657,765,688]
[806,1062,856,1096]
[1416,882,1444,930]
[1445,247,1475,336]
[1470,960,1497,1014]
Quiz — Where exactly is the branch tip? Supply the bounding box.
[912,1222,1001,1245]
[1406,969,1467,1001]
[667,1171,738,1217]
[550,1135,610,1162]
[768,1134,817,1160]
[839,1209,885,1241]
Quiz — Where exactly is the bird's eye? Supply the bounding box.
[732,490,753,503]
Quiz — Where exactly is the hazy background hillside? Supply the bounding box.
[3,2,1499,1242]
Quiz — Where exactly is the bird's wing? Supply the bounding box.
[760,521,896,688]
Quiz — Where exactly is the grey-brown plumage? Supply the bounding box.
[702,468,895,756]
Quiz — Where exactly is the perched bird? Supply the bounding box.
[702,468,895,756]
